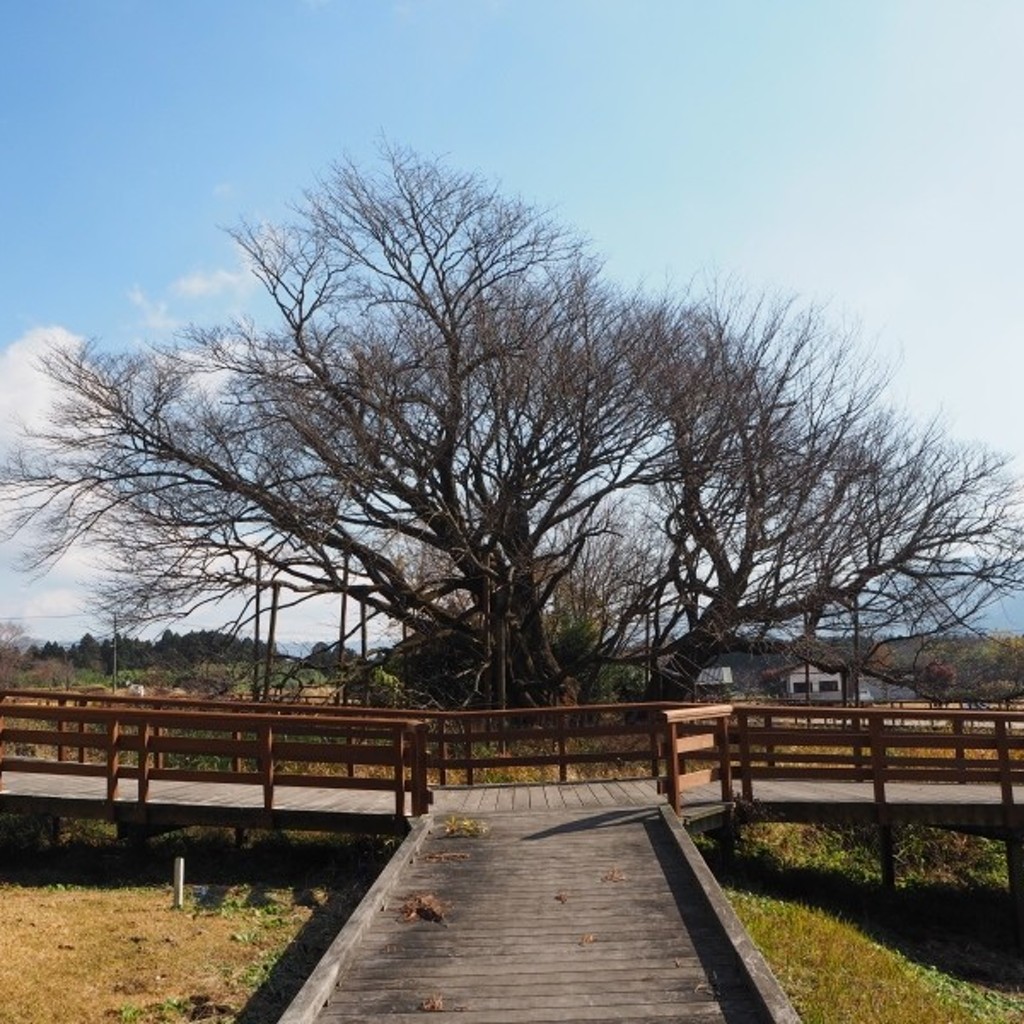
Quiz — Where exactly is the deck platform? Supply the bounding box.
[5,770,1024,835]
[282,805,798,1024]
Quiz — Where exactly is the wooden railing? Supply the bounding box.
[733,705,1024,823]
[425,703,677,785]
[0,691,687,789]
[0,701,430,818]
[13,692,1024,824]
[662,705,734,815]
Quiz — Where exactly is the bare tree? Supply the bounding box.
[3,150,1022,706]
[2,148,673,704]
[640,288,1024,697]
[0,621,27,686]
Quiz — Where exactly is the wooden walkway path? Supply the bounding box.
[282,798,797,1024]
[6,769,1024,834]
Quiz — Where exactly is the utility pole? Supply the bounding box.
[851,593,861,707]
[112,613,118,691]
[252,553,262,701]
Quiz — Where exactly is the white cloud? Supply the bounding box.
[172,267,252,299]
[0,326,81,446]
[128,285,180,334]
[0,328,110,639]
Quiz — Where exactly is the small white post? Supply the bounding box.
[173,856,185,909]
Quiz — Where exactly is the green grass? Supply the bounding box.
[702,823,1024,1024]
[729,890,1022,1024]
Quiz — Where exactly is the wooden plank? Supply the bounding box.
[278,818,432,1024]
[293,806,791,1024]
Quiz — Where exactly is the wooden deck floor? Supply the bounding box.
[4,770,1024,833]
[284,806,796,1024]
[0,771,411,834]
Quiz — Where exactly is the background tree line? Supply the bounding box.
[4,146,1023,707]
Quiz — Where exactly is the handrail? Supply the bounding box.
[0,692,690,790]
[11,693,1024,823]
[662,705,734,815]
[0,701,430,818]
[732,704,1024,824]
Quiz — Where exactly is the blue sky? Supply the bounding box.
[1,0,1022,642]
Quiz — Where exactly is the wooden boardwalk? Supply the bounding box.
[9,695,1024,1020]
[282,800,797,1024]
[6,768,1024,834]
[0,767,413,835]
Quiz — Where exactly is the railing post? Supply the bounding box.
[77,701,87,764]
[107,717,121,803]
[0,710,5,792]
[738,710,753,803]
[57,697,68,762]
[868,714,888,821]
[851,713,868,781]
[259,723,274,812]
[138,719,152,807]
[717,713,733,802]
[953,716,966,777]
[663,714,681,816]
[410,722,430,816]
[437,714,448,787]
[557,710,568,784]
[464,717,474,787]
[394,727,407,817]
[996,718,1015,828]
[345,723,356,778]
[649,708,660,781]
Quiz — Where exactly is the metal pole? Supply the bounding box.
[338,555,349,704]
[263,582,280,701]
[173,856,185,909]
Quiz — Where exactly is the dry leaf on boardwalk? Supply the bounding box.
[399,893,449,923]
[601,867,626,882]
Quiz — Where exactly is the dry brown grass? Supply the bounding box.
[0,884,305,1024]
[0,820,391,1024]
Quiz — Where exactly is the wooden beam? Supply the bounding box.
[879,824,896,888]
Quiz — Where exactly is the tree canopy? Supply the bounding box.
[4,147,1023,704]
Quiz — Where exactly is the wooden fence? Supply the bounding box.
[0,700,430,818]
[0,691,732,816]
[733,705,1024,824]
[7,691,1024,826]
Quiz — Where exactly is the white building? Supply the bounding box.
[781,665,873,704]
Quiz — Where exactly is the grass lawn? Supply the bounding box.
[702,822,1024,1024]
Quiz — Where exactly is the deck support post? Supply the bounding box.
[878,825,896,888]
[1006,834,1024,949]
[711,822,736,867]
